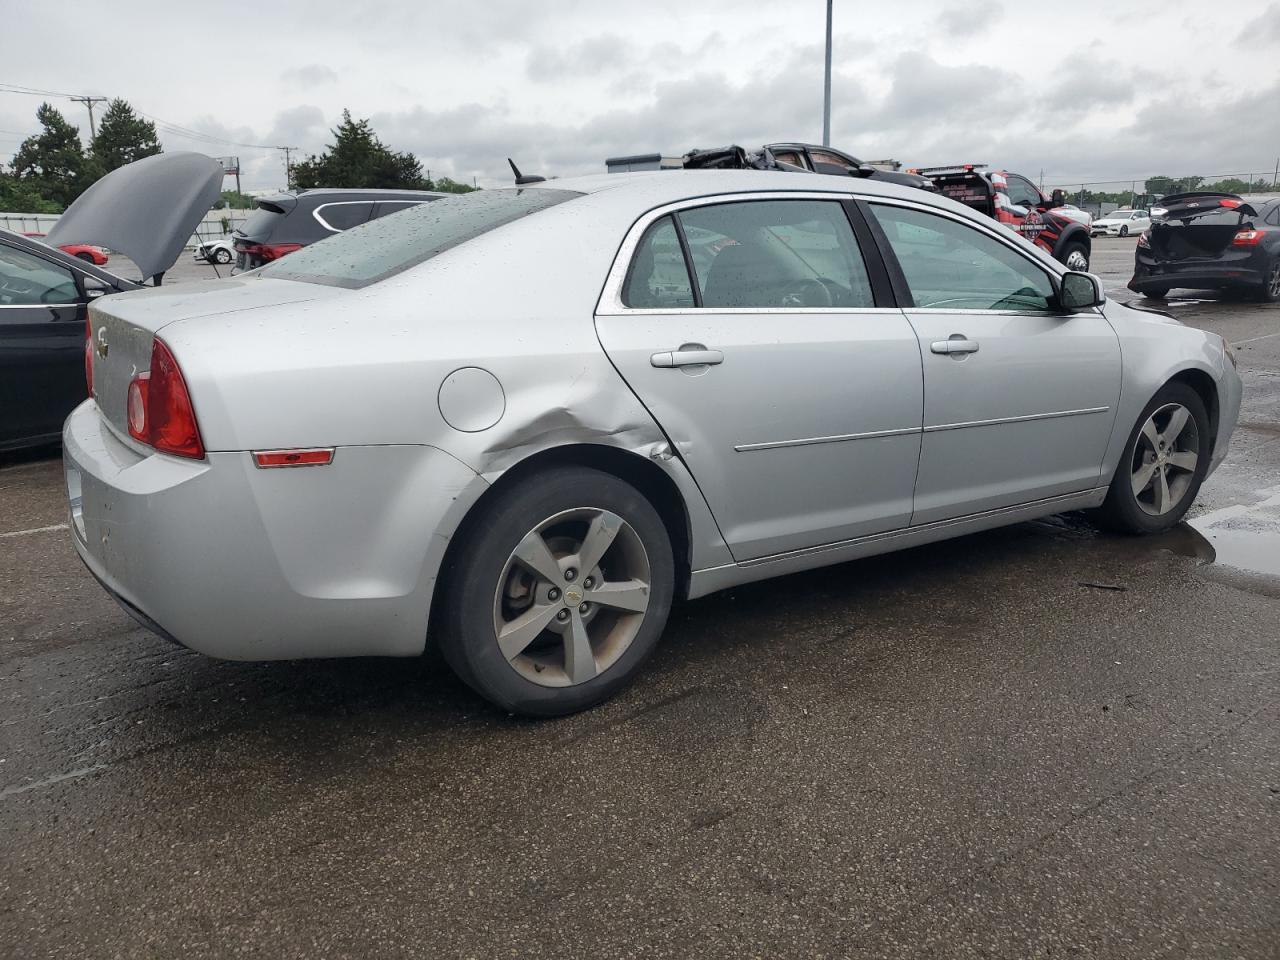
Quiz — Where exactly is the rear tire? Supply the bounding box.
[215,248,233,264]
[1095,382,1210,534]
[1061,241,1089,272]
[1144,287,1169,300]
[438,467,674,717]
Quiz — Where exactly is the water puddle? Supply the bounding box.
[1164,487,1280,580]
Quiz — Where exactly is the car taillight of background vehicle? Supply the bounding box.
[84,316,93,395]
[241,242,302,262]
[1232,229,1263,247]
[125,338,204,459]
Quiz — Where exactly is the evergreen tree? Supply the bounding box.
[10,103,89,208]
[291,110,429,190]
[90,98,162,172]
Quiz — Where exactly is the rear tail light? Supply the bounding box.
[1220,198,1242,209]
[1232,229,1263,246]
[125,338,204,459]
[240,242,302,262]
[84,316,93,395]
[1137,230,1151,249]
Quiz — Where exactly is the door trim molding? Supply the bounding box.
[925,406,1110,433]
[734,425,920,452]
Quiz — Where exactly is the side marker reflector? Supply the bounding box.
[253,449,335,468]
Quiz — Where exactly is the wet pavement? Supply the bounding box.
[2,238,1278,958]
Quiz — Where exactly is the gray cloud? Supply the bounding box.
[280,64,338,86]
[1237,2,1280,44]
[938,1,1003,37]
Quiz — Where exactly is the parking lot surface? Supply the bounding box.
[2,239,1278,958]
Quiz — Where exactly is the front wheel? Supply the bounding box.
[438,467,674,717]
[1095,383,1210,534]
[1144,287,1170,300]
[1119,225,1129,238]
[1061,241,1089,272]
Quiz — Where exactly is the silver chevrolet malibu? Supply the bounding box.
[63,171,1242,716]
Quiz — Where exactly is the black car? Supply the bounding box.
[1129,192,1280,302]
[1,152,223,451]
[232,188,445,270]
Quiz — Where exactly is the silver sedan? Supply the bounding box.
[63,171,1242,716]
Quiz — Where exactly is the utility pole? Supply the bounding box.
[277,146,299,189]
[822,0,833,146]
[1273,157,1278,189]
[70,95,107,140]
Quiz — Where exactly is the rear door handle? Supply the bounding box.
[650,348,724,368]
[930,337,980,355]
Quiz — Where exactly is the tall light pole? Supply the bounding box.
[822,0,833,146]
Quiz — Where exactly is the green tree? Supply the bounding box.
[0,165,62,212]
[10,102,90,208]
[212,189,258,210]
[90,98,161,172]
[432,176,478,194]
[290,110,429,190]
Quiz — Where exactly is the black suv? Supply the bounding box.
[233,188,445,270]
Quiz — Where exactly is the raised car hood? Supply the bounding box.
[1152,192,1256,221]
[47,152,223,282]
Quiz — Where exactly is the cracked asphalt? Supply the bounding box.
[2,241,1278,958]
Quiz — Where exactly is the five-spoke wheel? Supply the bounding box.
[1098,383,1210,533]
[439,467,673,716]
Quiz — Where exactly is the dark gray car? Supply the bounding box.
[232,188,446,270]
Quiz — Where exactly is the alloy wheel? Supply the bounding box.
[1267,260,1280,300]
[493,508,651,687]
[1129,402,1200,516]
[1065,250,1089,271]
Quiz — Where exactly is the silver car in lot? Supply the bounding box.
[63,171,1242,716]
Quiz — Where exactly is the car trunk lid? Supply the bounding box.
[87,277,333,446]
[1148,192,1257,260]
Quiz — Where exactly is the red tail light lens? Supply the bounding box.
[241,242,302,262]
[1232,229,1263,246]
[1137,230,1151,249]
[125,338,204,459]
[84,316,93,395]
[1220,198,1242,209]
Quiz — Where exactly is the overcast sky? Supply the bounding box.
[2,0,1278,192]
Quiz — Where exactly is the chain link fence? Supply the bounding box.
[1042,169,1280,218]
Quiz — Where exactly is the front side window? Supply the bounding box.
[260,188,580,289]
[622,216,694,308]
[0,244,79,306]
[869,204,1056,312]
[678,200,874,308]
[1005,176,1042,208]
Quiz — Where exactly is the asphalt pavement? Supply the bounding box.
[2,238,1278,959]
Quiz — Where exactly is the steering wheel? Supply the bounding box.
[779,278,834,308]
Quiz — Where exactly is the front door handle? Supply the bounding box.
[650,347,724,368]
[930,336,980,355]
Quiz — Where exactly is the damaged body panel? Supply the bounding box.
[1130,193,1280,301]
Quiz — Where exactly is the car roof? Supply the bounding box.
[528,169,932,206]
[293,188,448,199]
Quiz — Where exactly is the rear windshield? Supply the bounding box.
[236,206,286,242]
[259,188,581,289]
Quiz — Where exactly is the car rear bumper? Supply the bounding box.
[62,400,487,660]
[1129,256,1268,291]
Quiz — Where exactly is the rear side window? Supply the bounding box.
[260,188,580,289]
[678,200,874,308]
[869,204,1055,312]
[1266,203,1280,226]
[314,202,374,231]
[372,200,425,220]
[622,216,694,308]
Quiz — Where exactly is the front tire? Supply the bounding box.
[1119,225,1129,238]
[1061,241,1089,272]
[1144,287,1170,300]
[1096,383,1211,534]
[438,467,674,717]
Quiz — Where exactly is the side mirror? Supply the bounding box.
[856,163,877,178]
[1049,188,1067,207]
[1060,271,1105,312]
[82,277,114,299]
